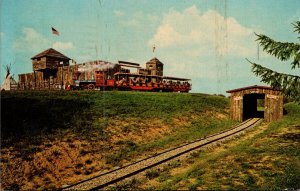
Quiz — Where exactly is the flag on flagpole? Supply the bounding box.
[152,44,156,53]
[51,27,59,35]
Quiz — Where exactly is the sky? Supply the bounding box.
[0,0,299,94]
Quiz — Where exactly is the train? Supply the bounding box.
[72,60,192,92]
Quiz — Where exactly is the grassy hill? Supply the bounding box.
[1,91,234,190]
[2,91,299,190]
[133,102,300,190]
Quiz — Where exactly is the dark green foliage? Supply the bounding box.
[188,180,204,191]
[157,171,172,182]
[1,91,93,141]
[105,141,137,165]
[262,171,277,177]
[167,160,181,168]
[275,163,300,189]
[187,167,205,179]
[251,62,300,100]
[255,33,300,68]
[110,178,140,190]
[104,153,122,166]
[145,169,160,179]
[250,21,300,101]
[244,175,256,187]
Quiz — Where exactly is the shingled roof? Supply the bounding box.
[226,85,280,93]
[31,48,70,60]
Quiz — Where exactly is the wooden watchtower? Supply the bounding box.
[146,57,164,76]
[226,85,283,122]
[31,48,71,84]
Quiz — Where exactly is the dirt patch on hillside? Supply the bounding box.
[1,138,106,189]
[109,118,172,144]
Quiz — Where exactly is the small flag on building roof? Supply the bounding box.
[51,27,59,35]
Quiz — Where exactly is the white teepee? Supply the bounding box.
[1,64,17,91]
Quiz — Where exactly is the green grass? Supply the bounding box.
[1,91,231,143]
[257,106,264,111]
[1,90,237,190]
[145,169,160,179]
[120,119,236,159]
[151,102,300,190]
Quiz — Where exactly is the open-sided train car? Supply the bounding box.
[74,61,191,92]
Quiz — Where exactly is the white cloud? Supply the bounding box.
[13,27,50,52]
[147,5,263,93]
[52,41,74,51]
[149,5,256,57]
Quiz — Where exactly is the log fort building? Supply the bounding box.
[18,48,191,92]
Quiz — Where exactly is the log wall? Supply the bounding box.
[18,60,118,90]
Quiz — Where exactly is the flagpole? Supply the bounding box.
[52,27,60,45]
[152,44,156,57]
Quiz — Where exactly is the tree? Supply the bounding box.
[248,21,300,101]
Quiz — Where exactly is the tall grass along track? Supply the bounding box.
[62,118,262,190]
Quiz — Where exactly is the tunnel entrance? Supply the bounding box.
[243,93,265,121]
[227,85,283,122]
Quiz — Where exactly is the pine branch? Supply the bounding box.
[247,59,300,100]
[249,22,300,101]
[293,21,300,36]
[255,34,300,69]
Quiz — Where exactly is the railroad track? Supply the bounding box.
[62,118,262,190]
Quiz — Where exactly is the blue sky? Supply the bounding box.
[1,0,299,94]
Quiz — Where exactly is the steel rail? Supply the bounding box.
[62,118,262,190]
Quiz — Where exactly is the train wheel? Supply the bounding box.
[87,84,95,90]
